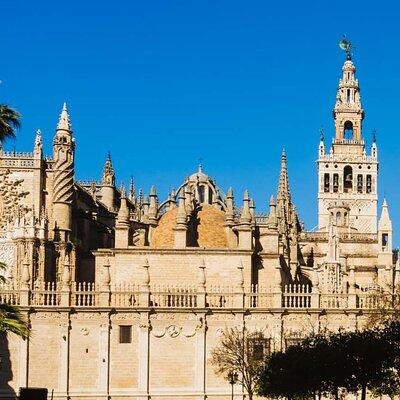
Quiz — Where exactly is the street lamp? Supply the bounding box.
[227,370,238,400]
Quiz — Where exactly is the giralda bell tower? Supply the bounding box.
[317,41,378,233]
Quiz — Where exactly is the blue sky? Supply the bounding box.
[2,1,400,242]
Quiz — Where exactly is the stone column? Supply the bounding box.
[233,261,245,308]
[311,265,320,308]
[139,259,150,307]
[98,314,111,398]
[272,313,283,352]
[99,259,111,307]
[58,313,70,400]
[20,256,31,306]
[348,264,357,309]
[18,312,29,389]
[195,315,207,399]
[273,264,283,308]
[138,313,151,399]
[60,258,71,307]
[197,260,206,308]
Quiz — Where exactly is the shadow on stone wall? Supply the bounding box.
[0,334,16,399]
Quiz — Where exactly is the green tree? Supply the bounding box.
[0,263,29,339]
[210,327,267,400]
[341,329,392,400]
[0,105,20,142]
[258,329,393,400]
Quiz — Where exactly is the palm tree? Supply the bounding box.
[0,105,20,142]
[0,263,29,339]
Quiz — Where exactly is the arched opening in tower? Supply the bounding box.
[343,121,354,140]
[343,165,353,193]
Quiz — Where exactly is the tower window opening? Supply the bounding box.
[346,89,351,103]
[357,175,363,193]
[366,174,372,193]
[324,173,330,192]
[336,211,342,226]
[343,166,353,193]
[198,185,205,203]
[344,121,354,139]
[333,173,339,193]
[208,187,213,205]
[382,233,389,251]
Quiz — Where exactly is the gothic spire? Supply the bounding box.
[129,177,135,202]
[277,150,291,204]
[102,152,115,186]
[57,102,72,132]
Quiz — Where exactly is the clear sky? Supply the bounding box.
[2,1,400,243]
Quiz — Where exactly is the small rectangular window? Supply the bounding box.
[247,338,270,360]
[119,325,132,344]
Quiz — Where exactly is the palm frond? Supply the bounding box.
[0,303,30,339]
[0,104,21,142]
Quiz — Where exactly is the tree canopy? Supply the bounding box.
[258,324,400,400]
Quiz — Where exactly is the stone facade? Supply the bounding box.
[0,55,396,399]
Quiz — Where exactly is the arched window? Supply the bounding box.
[344,165,353,193]
[198,185,205,203]
[336,211,342,226]
[324,173,330,192]
[344,121,354,139]
[333,173,339,193]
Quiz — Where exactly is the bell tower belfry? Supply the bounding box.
[317,45,378,233]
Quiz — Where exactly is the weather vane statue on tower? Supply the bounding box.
[339,36,352,60]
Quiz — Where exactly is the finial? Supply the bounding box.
[339,35,352,61]
[34,129,42,151]
[198,157,203,173]
[129,177,135,201]
[120,183,126,198]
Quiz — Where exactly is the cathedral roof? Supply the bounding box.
[151,204,228,248]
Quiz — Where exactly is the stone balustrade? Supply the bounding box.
[0,282,393,311]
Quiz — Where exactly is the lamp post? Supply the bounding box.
[227,370,238,400]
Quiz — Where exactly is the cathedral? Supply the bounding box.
[0,51,396,399]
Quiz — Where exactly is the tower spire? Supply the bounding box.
[52,103,75,241]
[102,152,115,186]
[333,55,364,142]
[57,102,71,132]
[277,150,291,204]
